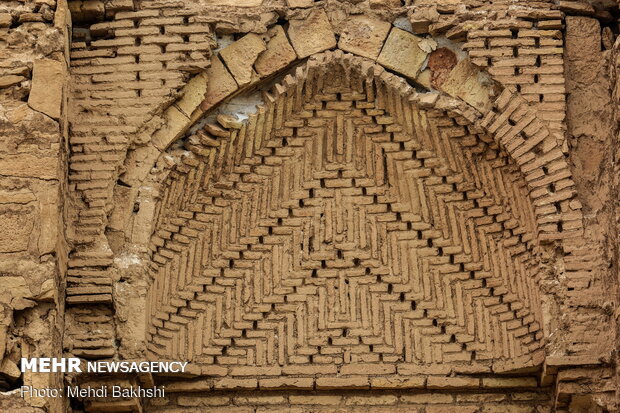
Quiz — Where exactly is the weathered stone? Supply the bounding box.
[377,27,427,79]
[286,0,313,7]
[37,186,59,256]
[151,105,190,151]
[370,0,401,9]
[217,114,243,129]
[204,0,262,5]
[439,58,492,112]
[219,33,266,86]
[0,206,34,253]
[0,13,11,28]
[416,69,432,89]
[338,16,391,60]
[28,58,65,120]
[409,7,440,34]
[175,72,208,118]
[0,75,24,88]
[287,8,336,59]
[0,153,59,180]
[201,55,238,111]
[254,25,297,77]
[0,358,21,380]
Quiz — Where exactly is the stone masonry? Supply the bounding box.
[0,0,619,412]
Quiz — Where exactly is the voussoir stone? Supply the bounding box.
[287,8,337,59]
[219,33,266,86]
[377,27,428,80]
[254,25,297,77]
[439,58,493,112]
[338,15,392,60]
[201,55,238,111]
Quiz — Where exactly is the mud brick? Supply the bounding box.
[378,28,427,79]
[287,8,336,58]
[338,16,391,60]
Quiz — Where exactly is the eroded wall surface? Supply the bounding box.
[0,0,619,412]
[0,0,71,412]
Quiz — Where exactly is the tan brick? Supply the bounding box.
[28,58,65,120]
[370,376,426,389]
[401,393,454,403]
[427,376,480,389]
[289,395,342,405]
[151,105,190,151]
[338,15,391,60]
[234,395,287,405]
[254,25,297,77]
[339,363,395,375]
[0,75,26,88]
[259,377,313,389]
[344,394,398,405]
[377,27,427,79]
[439,58,493,112]
[482,377,538,388]
[286,0,313,6]
[219,33,266,86]
[174,72,207,118]
[201,55,238,111]
[481,406,536,413]
[315,376,369,389]
[213,378,257,389]
[287,8,336,58]
[427,406,479,413]
[177,396,230,406]
[456,393,506,402]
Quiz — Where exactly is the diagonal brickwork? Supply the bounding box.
[142,54,548,387]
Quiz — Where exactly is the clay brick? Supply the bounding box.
[0,75,25,88]
[286,0,313,6]
[427,376,480,389]
[282,365,338,375]
[401,393,454,403]
[254,25,297,77]
[28,58,65,119]
[377,27,427,79]
[289,395,342,405]
[287,8,336,58]
[339,363,395,375]
[151,105,190,151]
[259,377,313,389]
[482,377,538,388]
[0,13,12,27]
[440,58,492,111]
[315,377,369,389]
[174,72,207,117]
[234,395,287,405]
[481,406,535,413]
[426,407,479,413]
[338,16,391,60]
[200,55,238,111]
[219,33,266,86]
[344,394,399,405]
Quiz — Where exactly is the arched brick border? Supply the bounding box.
[71,14,599,377]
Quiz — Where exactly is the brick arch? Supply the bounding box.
[139,51,567,390]
[122,40,584,248]
[109,19,595,377]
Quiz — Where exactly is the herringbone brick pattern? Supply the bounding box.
[145,56,545,381]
